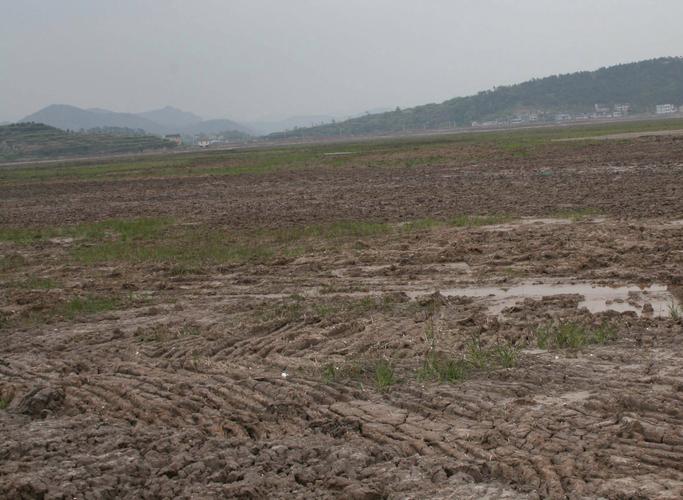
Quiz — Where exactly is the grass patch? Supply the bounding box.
[66,219,391,267]
[9,276,58,290]
[62,295,121,319]
[449,214,512,227]
[466,338,490,369]
[0,254,28,272]
[373,360,396,391]
[0,217,173,245]
[551,208,600,221]
[320,357,396,391]
[492,344,519,368]
[0,398,10,410]
[418,352,468,383]
[401,218,443,232]
[261,295,400,326]
[669,301,681,321]
[535,321,617,349]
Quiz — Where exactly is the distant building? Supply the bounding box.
[164,134,182,145]
[594,104,610,114]
[197,140,210,148]
[614,103,630,114]
[656,104,677,114]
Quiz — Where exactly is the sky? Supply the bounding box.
[1,0,683,123]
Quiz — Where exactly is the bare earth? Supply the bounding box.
[1,134,683,499]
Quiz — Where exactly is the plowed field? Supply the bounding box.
[1,130,683,499]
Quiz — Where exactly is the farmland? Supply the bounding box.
[1,122,682,498]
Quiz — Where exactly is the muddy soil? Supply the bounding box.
[1,136,682,228]
[1,137,683,499]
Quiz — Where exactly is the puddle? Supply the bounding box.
[217,278,678,319]
[408,281,678,318]
[331,262,470,278]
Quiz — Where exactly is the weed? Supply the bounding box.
[423,319,436,349]
[669,301,681,321]
[493,344,519,368]
[0,398,9,410]
[418,352,468,383]
[536,324,552,349]
[554,322,588,348]
[373,360,395,391]
[321,363,337,384]
[591,323,618,344]
[535,321,618,349]
[466,338,490,369]
[63,295,121,319]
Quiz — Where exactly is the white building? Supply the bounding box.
[614,104,630,114]
[656,104,677,114]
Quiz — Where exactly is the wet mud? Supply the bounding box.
[1,137,683,499]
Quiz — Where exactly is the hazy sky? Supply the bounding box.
[2,0,683,122]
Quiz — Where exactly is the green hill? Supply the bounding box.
[270,57,683,138]
[0,122,176,161]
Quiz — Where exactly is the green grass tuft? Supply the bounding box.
[63,295,121,319]
[535,321,617,349]
[418,352,468,383]
[373,359,396,391]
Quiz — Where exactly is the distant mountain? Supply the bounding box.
[0,122,175,161]
[246,110,395,135]
[22,105,251,137]
[23,104,168,134]
[137,106,203,129]
[187,119,252,136]
[269,57,683,138]
[246,115,337,135]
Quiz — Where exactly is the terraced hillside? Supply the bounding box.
[0,122,175,161]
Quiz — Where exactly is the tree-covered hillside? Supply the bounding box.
[0,123,176,161]
[270,57,683,138]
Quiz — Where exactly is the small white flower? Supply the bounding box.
[281,372,288,379]
[554,355,559,360]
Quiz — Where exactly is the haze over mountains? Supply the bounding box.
[271,57,683,138]
[15,57,683,142]
[22,105,251,137]
[20,105,396,138]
